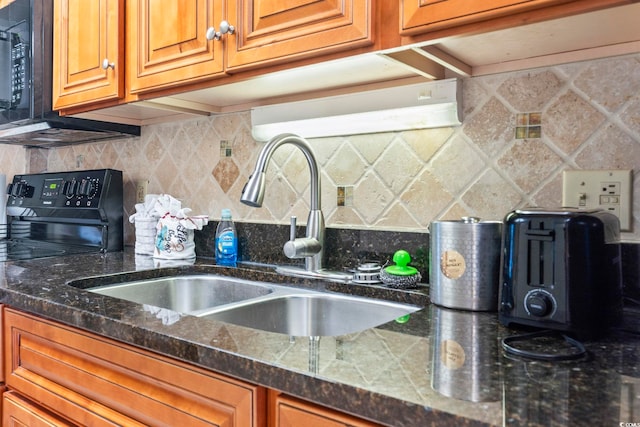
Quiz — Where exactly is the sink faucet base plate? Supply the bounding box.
[275,265,352,283]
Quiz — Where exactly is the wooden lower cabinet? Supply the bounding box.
[2,308,265,426]
[2,307,383,427]
[270,391,382,427]
[3,391,79,427]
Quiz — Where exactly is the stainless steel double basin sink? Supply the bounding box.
[71,275,421,337]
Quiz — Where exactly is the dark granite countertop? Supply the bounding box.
[0,249,638,426]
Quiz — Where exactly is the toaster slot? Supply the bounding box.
[526,225,554,288]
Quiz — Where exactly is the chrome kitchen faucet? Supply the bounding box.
[241,133,352,282]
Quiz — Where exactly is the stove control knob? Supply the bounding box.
[63,180,77,197]
[78,179,96,197]
[525,290,555,317]
[10,182,29,197]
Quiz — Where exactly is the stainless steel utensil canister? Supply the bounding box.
[429,217,502,311]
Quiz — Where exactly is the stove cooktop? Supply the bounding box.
[0,239,101,261]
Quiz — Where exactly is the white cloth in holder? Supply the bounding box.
[129,194,161,255]
[152,195,208,260]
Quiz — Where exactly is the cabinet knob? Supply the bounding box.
[205,26,221,41]
[206,21,236,41]
[101,59,115,70]
[219,20,235,35]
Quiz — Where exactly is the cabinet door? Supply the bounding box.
[400,0,573,35]
[127,0,225,94]
[225,0,373,71]
[273,392,382,427]
[3,308,264,427]
[3,391,76,427]
[53,0,124,109]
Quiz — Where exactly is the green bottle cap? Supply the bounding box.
[384,250,418,276]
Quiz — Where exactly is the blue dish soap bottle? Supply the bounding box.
[215,209,238,266]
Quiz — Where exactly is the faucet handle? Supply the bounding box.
[284,237,321,259]
[289,216,297,241]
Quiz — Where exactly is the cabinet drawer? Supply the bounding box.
[3,391,85,427]
[3,308,264,427]
[272,392,381,427]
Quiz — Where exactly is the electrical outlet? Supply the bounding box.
[562,169,632,231]
[135,180,148,204]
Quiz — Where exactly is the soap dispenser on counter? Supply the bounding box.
[215,209,238,266]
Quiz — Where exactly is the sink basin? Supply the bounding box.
[74,273,421,336]
[85,275,273,315]
[201,293,420,336]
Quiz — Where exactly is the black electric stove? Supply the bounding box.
[3,169,123,261]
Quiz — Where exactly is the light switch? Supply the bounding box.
[562,169,632,231]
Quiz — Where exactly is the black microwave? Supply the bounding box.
[0,0,139,147]
[0,0,30,124]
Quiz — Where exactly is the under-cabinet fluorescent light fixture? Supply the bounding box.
[251,78,461,141]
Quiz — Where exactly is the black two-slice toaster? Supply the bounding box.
[499,208,623,339]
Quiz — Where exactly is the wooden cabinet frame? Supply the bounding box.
[53,0,125,109]
[3,308,265,426]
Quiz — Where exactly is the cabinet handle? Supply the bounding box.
[206,21,236,41]
[219,20,235,36]
[102,59,115,70]
[205,26,221,41]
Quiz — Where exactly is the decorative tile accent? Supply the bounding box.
[337,186,353,207]
[212,158,240,194]
[6,52,640,242]
[515,112,541,139]
[220,140,233,157]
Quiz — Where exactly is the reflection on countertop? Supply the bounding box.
[0,249,638,426]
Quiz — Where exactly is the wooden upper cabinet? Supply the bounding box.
[400,0,575,35]
[225,0,373,71]
[127,0,225,94]
[53,0,124,110]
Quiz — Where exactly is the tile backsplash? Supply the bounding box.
[3,53,640,245]
[0,145,27,185]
